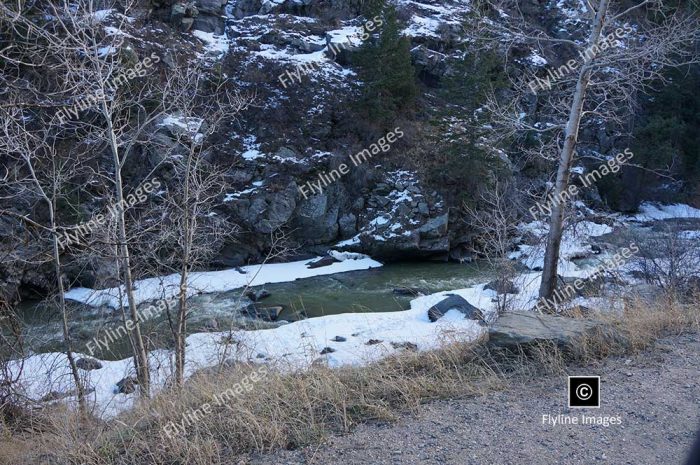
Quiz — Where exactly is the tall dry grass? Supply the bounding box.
[2,293,698,465]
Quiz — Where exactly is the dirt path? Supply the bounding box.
[247,333,700,465]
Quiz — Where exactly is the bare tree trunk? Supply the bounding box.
[102,102,150,396]
[50,206,86,412]
[538,0,610,303]
[175,153,193,386]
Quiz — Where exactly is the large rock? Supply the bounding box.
[76,358,103,371]
[115,376,139,395]
[485,278,519,295]
[488,311,602,348]
[427,294,484,323]
[242,304,284,321]
[306,255,339,269]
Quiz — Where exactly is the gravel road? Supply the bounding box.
[247,333,700,465]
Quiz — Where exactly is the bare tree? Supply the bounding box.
[0,0,162,396]
[141,65,252,386]
[470,0,700,304]
[0,102,87,411]
[463,180,522,315]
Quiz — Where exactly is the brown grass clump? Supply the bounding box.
[2,293,698,465]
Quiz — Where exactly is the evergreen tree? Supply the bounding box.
[354,1,418,126]
[426,51,509,205]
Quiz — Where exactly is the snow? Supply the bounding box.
[92,9,114,22]
[239,135,266,160]
[527,51,548,66]
[160,115,204,134]
[192,30,230,59]
[15,276,487,419]
[97,46,118,57]
[404,16,443,38]
[399,0,469,37]
[508,220,614,278]
[335,234,361,247]
[326,26,364,48]
[65,254,383,309]
[625,203,700,221]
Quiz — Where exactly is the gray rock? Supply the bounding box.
[196,0,227,14]
[245,289,271,302]
[193,15,225,34]
[484,278,519,295]
[320,347,336,354]
[76,358,102,371]
[338,213,357,237]
[306,255,339,269]
[242,304,284,322]
[391,341,418,351]
[331,336,347,342]
[115,376,139,395]
[275,146,299,160]
[417,202,430,215]
[41,386,95,402]
[427,294,484,323]
[488,311,604,348]
[417,213,448,239]
[291,35,326,53]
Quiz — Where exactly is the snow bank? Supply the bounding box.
[626,203,700,221]
[510,220,613,272]
[12,287,486,419]
[65,254,383,308]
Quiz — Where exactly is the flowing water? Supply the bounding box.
[16,261,493,360]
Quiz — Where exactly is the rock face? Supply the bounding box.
[1,0,665,300]
[427,294,485,323]
[488,311,602,348]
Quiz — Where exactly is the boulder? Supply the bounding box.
[41,386,95,402]
[484,278,519,295]
[320,346,336,354]
[331,336,346,342]
[488,311,603,348]
[391,341,418,351]
[242,304,284,321]
[245,289,271,302]
[427,294,484,323]
[196,0,227,15]
[338,213,357,237]
[306,255,339,269]
[291,35,327,53]
[76,358,103,371]
[115,376,139,395]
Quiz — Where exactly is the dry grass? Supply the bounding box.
[2,294,699,465]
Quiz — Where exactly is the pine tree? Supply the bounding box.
[426,51,509,205]
[355,1,418,126]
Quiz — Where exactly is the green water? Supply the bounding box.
[14,261,492,360]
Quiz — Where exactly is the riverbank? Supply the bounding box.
[3,293,698,464]
[249,332,700,465]
[8,202,700,418]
